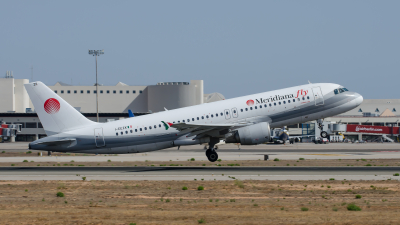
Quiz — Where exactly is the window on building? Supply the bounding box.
[38,123,43,128]
[107,90,110,94]
[113,90,116,94]
[393,108,396,112]
[67,90,70,94]
[94,90,97,94]
[140,90,143,94]
[61,90,64,94]
[133,90,136,94]
[120,90,123,94]
[26,122,37,128]
[87,90,90,94]
[100,90,103,94]
[358,108,362,112]
[81,90,83,94]
[375,108,379,112]
[54,90,57,93]
[126,90,129,94]
[74,90,77,94]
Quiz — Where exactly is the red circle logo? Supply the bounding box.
[44,98,60,114]
[246,100,254,106]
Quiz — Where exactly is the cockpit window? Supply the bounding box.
[334,87,349,95]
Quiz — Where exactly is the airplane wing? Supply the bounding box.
[170,123,249,137]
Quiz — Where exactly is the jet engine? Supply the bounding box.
[225,122,271,145]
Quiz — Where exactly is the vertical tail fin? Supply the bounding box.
[24,81,95,135]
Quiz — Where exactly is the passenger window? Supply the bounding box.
[154,125,156,128]
[307,96,310,99]
[159,124,161,127]
[121,132,123,135]
[259,105,262,108]
[220,113,223,116]
[197,117,199,120]
[125,131,128,134]
[302,97,305,100]
[283,101,286,104]
[293,99,295,102]
[178,121,180,123]
[215,114,218,117]
[269,103,272,107]
[226,111,229,114]
[298,98,300,101]
[255,106,257,109]
[279,102,281,105]
[288,100,290,103]
[211,114,213,118]
[192,118,195,121]
[205,115,208,118]
[149,126,152,129]
[274,103,276,106]
[144,127,147,130]
[187,119,190,122]
[130,130,132,133]
[233,110,237,113]
[202,116,204,119]
[245,108,248,111]
[264,104,267,107]
[241,109,243,112]
[140,128,142,131]
[116,133,118,136]
[250,107,252,110]
[135,129,138,132]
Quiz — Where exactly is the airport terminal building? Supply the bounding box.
[0,76,399,142]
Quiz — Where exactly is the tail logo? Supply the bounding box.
[44,98,60,114]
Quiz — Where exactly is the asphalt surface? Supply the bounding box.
[2,166,400,175]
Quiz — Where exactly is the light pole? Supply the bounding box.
[88,49,104,122]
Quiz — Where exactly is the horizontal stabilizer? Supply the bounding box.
[35,138,76,146]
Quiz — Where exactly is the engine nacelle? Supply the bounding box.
[225,122,271,145]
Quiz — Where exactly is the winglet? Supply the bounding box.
[128,109,134,117]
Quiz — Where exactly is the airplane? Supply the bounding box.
[26,82,363,162]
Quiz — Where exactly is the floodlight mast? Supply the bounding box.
[88,49,104,122]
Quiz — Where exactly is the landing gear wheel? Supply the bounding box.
[205,149,212,157]
[207,151,219,162]
[320,131,328,138]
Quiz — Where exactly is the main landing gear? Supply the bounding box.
[205,138,219,162]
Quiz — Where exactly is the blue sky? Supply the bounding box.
[1,0,399,99]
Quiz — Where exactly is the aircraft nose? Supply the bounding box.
[353,93,363,106]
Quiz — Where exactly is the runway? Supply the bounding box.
[1,166,399,181]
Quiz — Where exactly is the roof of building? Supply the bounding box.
[204,93,225,103]
[340,99,400,116]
